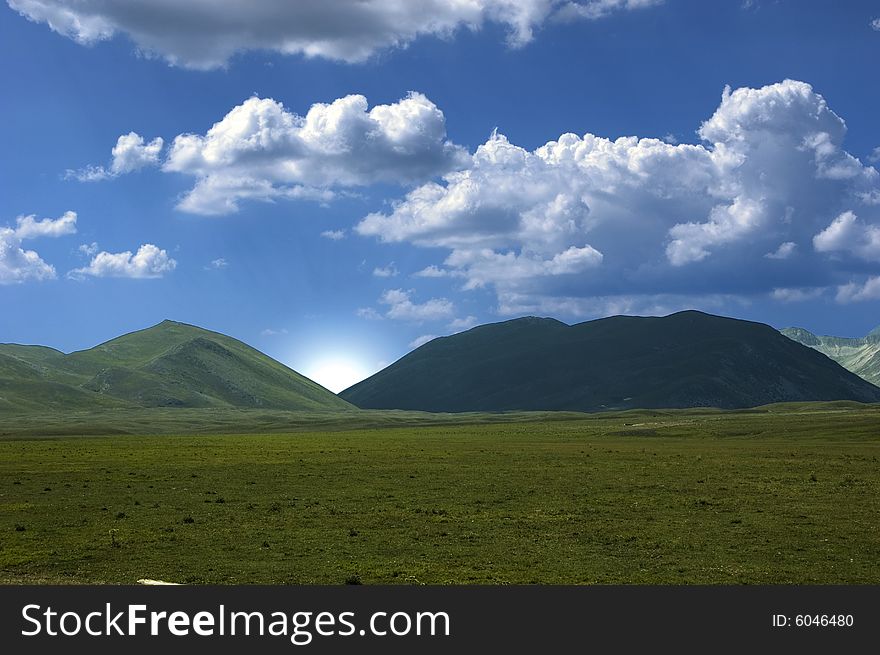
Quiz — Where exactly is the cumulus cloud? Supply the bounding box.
[7,0,662,70]
[205,258,228,270]
[446,246,603,290]
[13,211,77,239]
[78,242,99,257]
[110,132,164,174]
[357,80,880,314]
[356,307,383,321]
[378,288,455,321]
[765,241,797,260]
[414,265,460,278]
[68,244,176,279]
[872,18,880,31]
[162,93,467,214]
[66,132,163,181]
[372,263,399,278]
[0,211,77,284]
[813,211,880,261]
[321,229,346,240]
[770,287,826,303]
[836,276,880,303]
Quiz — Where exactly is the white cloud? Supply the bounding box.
[770,287,826,303]
[356,307,383,321]
[408,334,438,349]
[357,80,880,316]
[173,175,333,216]
[449,315,478,330]
[321,229,346,240]
[764,241,796,260]
[7,0,662,70]
[110,132,164,174]
[0,211,77,284]
[666,197,764,266]
[813,211,880,261]
[163,93,467,214]
[261,327,288,337]
[78,242,99,257]
[872,18,880,31]
[494,291,739,319]
[66,132,163,181]
[446,246,603,290]
[556,0,664,21]
[68,244,176,279]
[379,288,455,321]
[662,133,678,145]
[836,276,880,303]
[65,165,112,182]
[372,263,399,278]
[869,147,880,164]
[205,258,228,270]
[13,211,77,239]
[414,265,460,278]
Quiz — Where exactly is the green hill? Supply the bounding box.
[781,325,880,386]
[0,321,352,414]
[341,311,880,412]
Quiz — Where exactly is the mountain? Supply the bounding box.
[0,321,352,414]
[781,325,880,386]
[341,311,880,412]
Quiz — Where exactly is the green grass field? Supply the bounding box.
[1,403,878,584]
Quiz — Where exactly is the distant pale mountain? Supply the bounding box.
[0,321,353,414]
[781,325,880,386]
[341,311,880,412]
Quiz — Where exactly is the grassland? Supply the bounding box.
[1,403,878,584]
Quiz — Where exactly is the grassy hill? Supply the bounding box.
[341,311,880,412]
[781,325,880,386]
[0,321,352,414]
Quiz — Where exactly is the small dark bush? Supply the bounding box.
[345,574,362,585]
[183,516,195,524]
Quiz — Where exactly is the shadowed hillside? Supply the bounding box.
[341,311,880,412]
[0,321,352,414]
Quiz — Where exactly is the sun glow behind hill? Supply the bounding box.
[300,357,374,394]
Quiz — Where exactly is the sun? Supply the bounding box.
[303,358,371,394]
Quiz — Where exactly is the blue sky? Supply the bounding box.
[2,0,879,391]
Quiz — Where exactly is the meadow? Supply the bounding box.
[1,403,878,584]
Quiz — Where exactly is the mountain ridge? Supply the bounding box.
[781,325,880,386]
[342,310,880,412]
[0,320,352,414]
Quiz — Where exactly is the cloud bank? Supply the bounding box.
[8,0,662,69]
[357,80,880,315]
